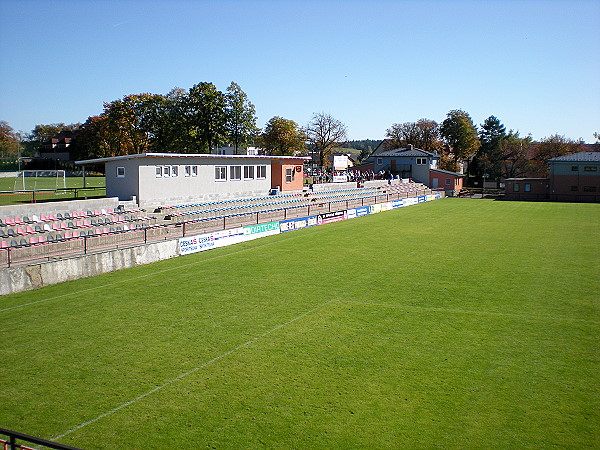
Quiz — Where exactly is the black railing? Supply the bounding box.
[0,427,81,450]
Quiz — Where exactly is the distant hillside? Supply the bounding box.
[339,140,382,162]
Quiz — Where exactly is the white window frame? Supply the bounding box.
[171,166,178,177]
[163,166,171,177]
[230,165,241,181]
[215,166,227,181]
[116,167,125,178]
[155,166,162,178]
[285,168,295,183]
[256,165,267,179]
[416,158,427,165]
[192,166,198,177]
[244,165,255,180]
[184,165,191,177]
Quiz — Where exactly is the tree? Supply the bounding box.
[225,82,258,154]
[471,115,507,181]
[532,134,583,176]
[384,119,442,152]
[499,131,534,179]
[259,117,306,156]
[0,120,19,158]
[440,110,480,170]
[185,82,227,153]
[306,112,347,167]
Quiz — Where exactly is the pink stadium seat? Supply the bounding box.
[52,223,61,231]
[5,217,15,226]
[64,232,72,239]
[16,227,26,236]
[29,236,38,244]
[72,230,79,238]
[60,222,69,230]
[83,219,91,227]
[95,228,102,235]
[102,227,109,234]
[25,226,34,234]
[94,209,101,216]
[37,235,45,243]
[40,214,49,222]
[1,240,8,248]
[14,217,24,225]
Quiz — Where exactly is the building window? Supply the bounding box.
[257,165,267,179]
[377,158,383,165]
[286,168,295,183]
[583,186,597,192]
[571,186,578,191]
[416,158,427,165]
[116,167,125,178]
[184,166,191,177]
[524,183,531,192]
[445,178,451,186]
[192,166,198,177]
[215,166,227,181]
[155,167,162,177]
[171,166,178,177]
[230,165,241,180]
[513,183,520,192]
[163,166,171,177]
[244,166,254,180]
[571,166,579,171]
[584,166,598,172]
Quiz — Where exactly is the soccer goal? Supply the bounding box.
[13,170,67,191]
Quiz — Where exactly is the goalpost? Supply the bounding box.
[13,170,67,191]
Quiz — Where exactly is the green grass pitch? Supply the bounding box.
[1,199,598,448]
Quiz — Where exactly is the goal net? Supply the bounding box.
[13,170,67,191]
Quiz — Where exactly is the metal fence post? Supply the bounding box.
[83,235,87,254]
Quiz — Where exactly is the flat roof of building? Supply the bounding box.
[548,151,600,163]
[76,152,311,165]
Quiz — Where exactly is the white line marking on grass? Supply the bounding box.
[1,231,312,313]
[51,298,335,441]
[336,300,600,324]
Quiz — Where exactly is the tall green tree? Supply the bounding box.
[186,82,227,153]
[472,115,507,181]
[225,82,258,154]
[259,117,306,156]
[306,112,347,167]
[440,110,480,171]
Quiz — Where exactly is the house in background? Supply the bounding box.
[504,151,600,202]
[76,153,309,206]
[365,144,439,183]
[39,130,78,161]
[548,152,600,201]
[429,168,464,196]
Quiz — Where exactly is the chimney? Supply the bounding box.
[407,144,413,150]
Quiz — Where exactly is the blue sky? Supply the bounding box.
[1,0,599,142]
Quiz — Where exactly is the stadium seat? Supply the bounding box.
[38,235,45,243]
[29,236,38,245]
[16,227,26,236]
[0,240,8,248]
[5,217,15,226]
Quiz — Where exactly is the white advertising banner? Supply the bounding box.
[333,155,349,170]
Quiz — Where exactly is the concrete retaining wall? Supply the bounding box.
[0,239,179,295]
